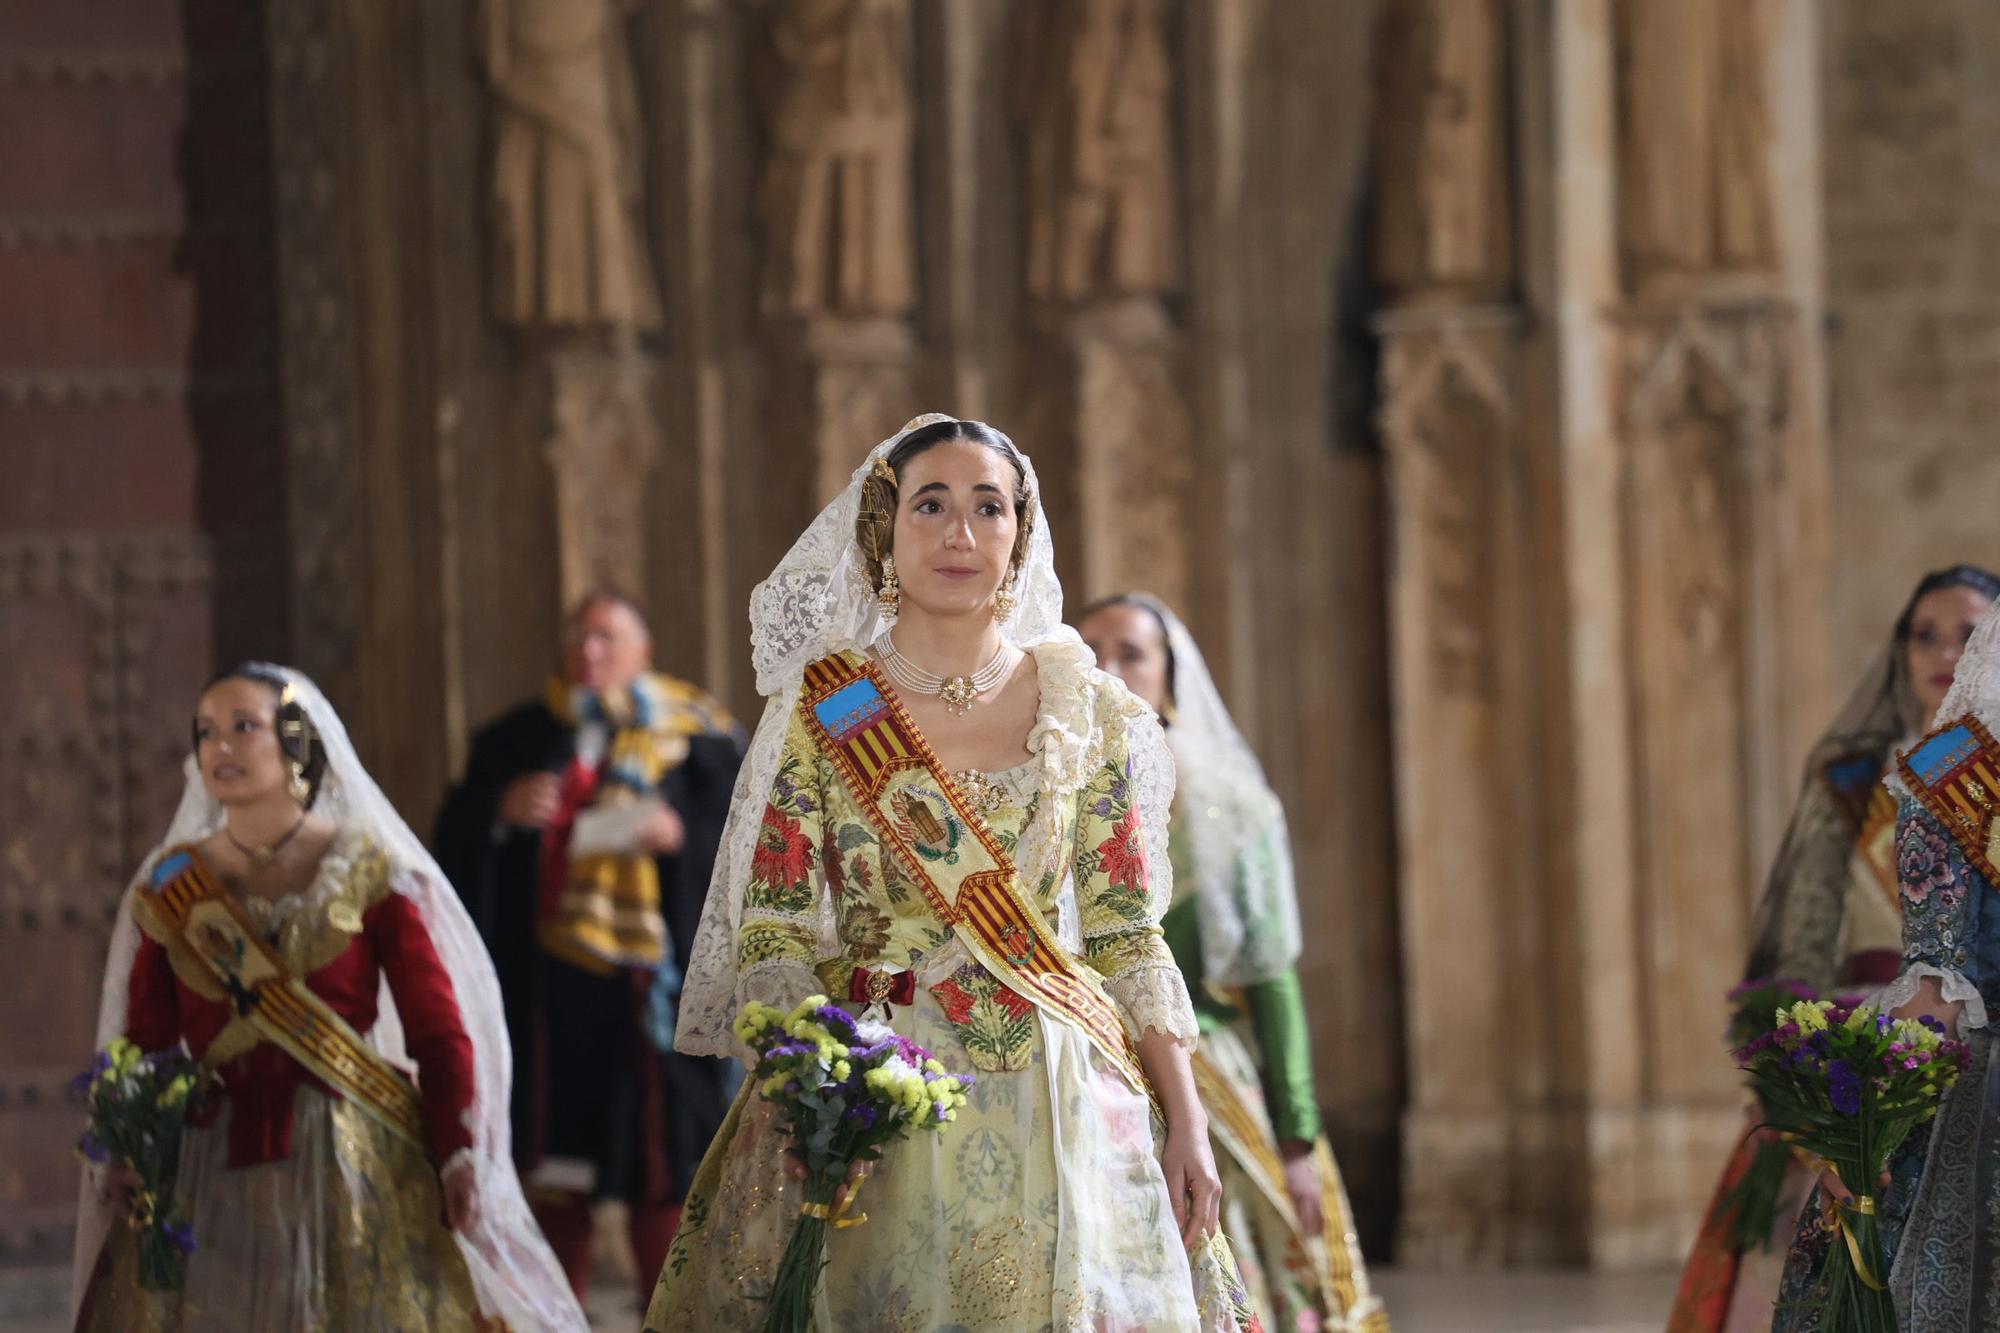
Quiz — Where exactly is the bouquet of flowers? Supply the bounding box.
[734,996,974,1333]
[73,1038,210,1290]
[1738,998,1971,1331]
[1720,978,1822,1250]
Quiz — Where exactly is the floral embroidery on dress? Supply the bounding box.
[749,805,815,914]
[1899,814,1956,906]
[929,963,1036,1072]
[838,898,893,957]
[1074,755,1155,931]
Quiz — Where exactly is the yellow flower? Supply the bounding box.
[1789,1001,1831,1033]
[923,1058,945,1076]
[1843,1006,1876,1034]
[832,1060,852,1082]
[734,1002,784,1044]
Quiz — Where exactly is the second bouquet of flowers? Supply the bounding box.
[1738,998,1971,1332]
[734,995,974,1333]
[74,1037,211,1291]
[1720,977,1822,1251]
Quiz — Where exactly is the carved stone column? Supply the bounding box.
[545,341,662,603]
[1371,0,1544,1266]
[1013,0,1190,608]
[1375,0,1831,1268]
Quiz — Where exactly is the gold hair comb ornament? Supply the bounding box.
[870,456,897,485]
[897,412,955,436]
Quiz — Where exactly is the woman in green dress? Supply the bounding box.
[1079,593,1387,1333]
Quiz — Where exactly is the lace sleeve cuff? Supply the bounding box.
[1878,963,1990,1033]
[737,960,823,1017]
[1105,961,1199,1049]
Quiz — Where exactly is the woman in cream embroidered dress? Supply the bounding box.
[646,416,1259,1331]
[72,665,584,1332]
[1080,594,1388,1333]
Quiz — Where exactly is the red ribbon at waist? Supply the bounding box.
[849,966,916,1008]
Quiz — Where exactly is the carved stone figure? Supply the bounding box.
[1022,0,1180,303]
[1617,0,1778,293]
[759,0,916,318]
[482,0,661,330]
[1371,0,1512,301]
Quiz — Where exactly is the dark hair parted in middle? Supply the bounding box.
[195,663,330,809]
[855,419,1036,592]
[1894,564,2000,642]
[1077,592,1179,707]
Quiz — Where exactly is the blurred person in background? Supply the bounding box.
[1080,592,1389,1333]
[435,593,743,1304]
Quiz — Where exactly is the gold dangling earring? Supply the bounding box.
[992,576,1017,622]
[877,554,901,620]
[289,760,311,806]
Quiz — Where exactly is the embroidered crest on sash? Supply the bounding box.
[1897,715,2000,887]
[135,849,425,1146]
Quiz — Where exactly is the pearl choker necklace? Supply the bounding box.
[878,637,1017,715]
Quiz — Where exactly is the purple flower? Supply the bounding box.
[844,1104,879,1128]
[77,1133,109,1164]
[811,1005,859,1038]
[1828,1059,1863,1115]
[161,1220,196,1255]
[1918,1015,1948,1035]
[1090,797,1115,819]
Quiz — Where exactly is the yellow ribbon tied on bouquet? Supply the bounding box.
[1838,1194,1886,1292]
[799,1174,869,1229]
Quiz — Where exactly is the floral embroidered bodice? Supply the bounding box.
[733,641,1192,1070]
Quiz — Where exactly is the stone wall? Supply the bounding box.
[1824,0,2000,684]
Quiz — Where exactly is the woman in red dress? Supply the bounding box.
[72,664,585,1332]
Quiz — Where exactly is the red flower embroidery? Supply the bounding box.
[991,983,1033,1020]
[931,978,976,1025]
[751,805,812,890]
[1094,809,1148,894]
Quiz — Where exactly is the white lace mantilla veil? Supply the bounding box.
[1123,594,1302,986]
[675,414,1180,1060]
[72,667,587,1332]
[1881,601,2000,1031]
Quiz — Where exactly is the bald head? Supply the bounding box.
[563,593,652,693]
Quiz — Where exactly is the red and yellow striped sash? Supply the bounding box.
[1898,715,2000,887]
[799,651,1152,1097]
[139,850,425,1146]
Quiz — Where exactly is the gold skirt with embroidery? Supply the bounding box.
[77,1086,491,1333]
[645,988,1256,1332]
[1198,1023,1389,1333]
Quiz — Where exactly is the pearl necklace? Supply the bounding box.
[878,636,1017,715]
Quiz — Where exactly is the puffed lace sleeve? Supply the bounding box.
[1073,706,1198,1047]
[734,704,829,1013]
